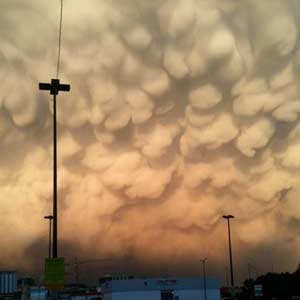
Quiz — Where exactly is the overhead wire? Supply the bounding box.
[56,0,64,79]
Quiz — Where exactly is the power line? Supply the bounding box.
[56,0,64,79]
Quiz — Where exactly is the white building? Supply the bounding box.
[101,277,220,300]
[30,287,47,300]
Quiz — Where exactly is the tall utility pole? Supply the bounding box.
[39,79,70,258]
[200,258,207,300]
[223,215,235,287]
[44,215,54,258]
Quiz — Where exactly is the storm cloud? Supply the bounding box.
[1,0,300,283]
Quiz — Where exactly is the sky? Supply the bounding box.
[0,0,300,285]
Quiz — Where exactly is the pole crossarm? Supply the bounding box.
[39,79,70,95]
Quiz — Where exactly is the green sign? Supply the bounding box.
[44,257,65,289]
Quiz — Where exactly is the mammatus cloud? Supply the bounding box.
[1,0,300,282]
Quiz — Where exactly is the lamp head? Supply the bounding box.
[223,215,235,219]
[44,215,53,220]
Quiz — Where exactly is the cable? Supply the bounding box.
[56,0,64,79]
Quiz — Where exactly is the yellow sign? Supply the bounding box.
[44,258,65,290]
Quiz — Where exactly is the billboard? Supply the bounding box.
[44,258,65,290]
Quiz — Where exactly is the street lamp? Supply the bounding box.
[39,79,70,258]
[44,215,54,258]
[223,215,235,287]
[200,258,207,300]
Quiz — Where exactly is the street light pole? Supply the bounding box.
[44,215,54,258]
[200,258,207,300]
[39,79,70,258]
[223,215,235,287]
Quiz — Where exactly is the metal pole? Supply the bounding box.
[44,215,53,259]
[53,93,58,258]
[49,218,52,258]
[223,215,235,288]
[201,259,207,300]
[227,218,234,287]
[39,79,70,260]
